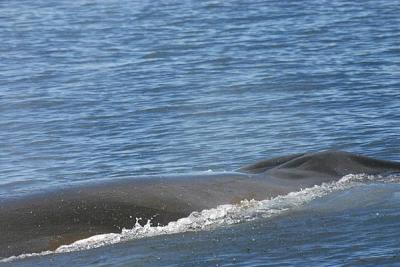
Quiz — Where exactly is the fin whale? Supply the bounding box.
[1,150,400,258]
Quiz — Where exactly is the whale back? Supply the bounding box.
[2,150,400,258]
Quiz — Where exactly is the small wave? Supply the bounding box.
[3,173,400,263]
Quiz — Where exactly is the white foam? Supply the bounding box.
[2,173,398,263]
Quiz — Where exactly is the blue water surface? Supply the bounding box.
[1,0,400,266]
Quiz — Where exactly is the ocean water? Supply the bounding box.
[1,0,400,266]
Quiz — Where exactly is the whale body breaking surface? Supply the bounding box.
[1,150,400,258]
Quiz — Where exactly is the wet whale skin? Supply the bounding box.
[1,150,400,258]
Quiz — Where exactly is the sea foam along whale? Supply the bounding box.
[1,150,400,258]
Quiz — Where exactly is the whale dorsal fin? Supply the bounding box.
[237,153,305,174]
[239,150,400,177]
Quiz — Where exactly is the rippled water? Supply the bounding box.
[1,0,400,266]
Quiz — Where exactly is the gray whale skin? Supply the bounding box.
[1,150,400,258]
